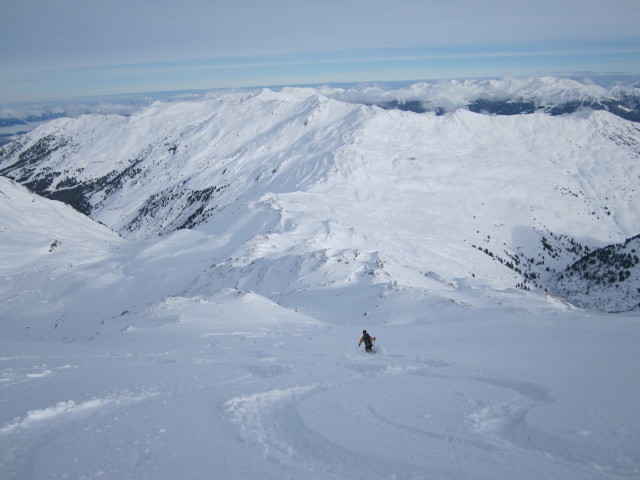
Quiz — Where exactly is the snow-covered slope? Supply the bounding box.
[1,172,639,480]
[0,177,119,271]
[1,79,640,480]
[0,177,124,338]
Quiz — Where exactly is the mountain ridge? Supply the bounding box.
[1,79,640,315]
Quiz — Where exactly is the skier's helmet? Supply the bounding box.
[363,330,367,334]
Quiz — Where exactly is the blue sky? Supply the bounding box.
[1,0,639,104]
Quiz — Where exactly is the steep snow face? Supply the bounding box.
[0,177,120,270]
[0,178,126,337]
[1,86,640,309]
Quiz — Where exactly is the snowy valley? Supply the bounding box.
[1,77,639,479]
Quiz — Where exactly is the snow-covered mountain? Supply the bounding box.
[2,78,640,480]
[1,79,639,314]
[2,75,639,147]
[333,76,640,120]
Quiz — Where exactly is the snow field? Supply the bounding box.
[1,292,639,479]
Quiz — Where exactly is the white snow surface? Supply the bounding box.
[1,81,640,479]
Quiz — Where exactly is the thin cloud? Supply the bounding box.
[1,0,639,102]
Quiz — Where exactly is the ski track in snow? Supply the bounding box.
[0,388,159,478]
[225,384,322,467]
[234,364,604,478]
[202,330,637,479]
[0,318,638,480]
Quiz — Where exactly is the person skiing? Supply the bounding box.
[359,329,376,353]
